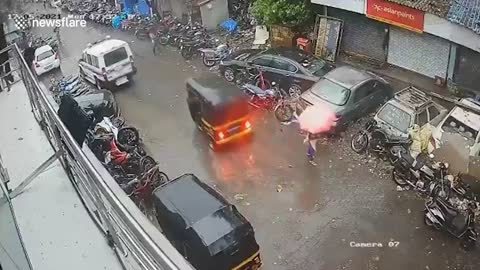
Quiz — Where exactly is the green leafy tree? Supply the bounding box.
[251,0,313,26]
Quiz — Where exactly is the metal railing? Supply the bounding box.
[0,43,195,270]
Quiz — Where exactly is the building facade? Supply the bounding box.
[311,0,480,94]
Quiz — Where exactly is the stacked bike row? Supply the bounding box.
[51,75,169,221]
[22,32,59,51]
[351,119,480,250]
[60,0,236,63]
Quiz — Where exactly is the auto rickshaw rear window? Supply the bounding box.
[186,76,246,107]
[206,100,250,126]
[154,174,232,225]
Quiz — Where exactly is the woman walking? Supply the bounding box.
[304,132,318,166]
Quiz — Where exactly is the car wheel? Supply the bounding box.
[223,68,235,82]
[288,84,302,98]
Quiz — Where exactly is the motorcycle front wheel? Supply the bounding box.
[202,56,216,67]
[117,127,140,148]
[181,48,193,60]
[392,167,409,187]
[159,36,169,45]
[424,213,434,227]
[351,131,369,153]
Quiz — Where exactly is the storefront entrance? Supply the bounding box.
[327,8,388,63]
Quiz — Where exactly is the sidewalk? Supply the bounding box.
[0,82,122,270]
[339,54,451,97]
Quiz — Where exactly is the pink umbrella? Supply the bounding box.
[298,104,337,134]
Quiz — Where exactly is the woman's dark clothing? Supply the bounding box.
[57,94,92,146]
[23,47,35,70]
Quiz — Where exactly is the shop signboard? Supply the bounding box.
[314,16,343,62]
[366,0,424,33]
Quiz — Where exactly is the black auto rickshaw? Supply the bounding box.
[153,174,262,270]
[186,76,252,149]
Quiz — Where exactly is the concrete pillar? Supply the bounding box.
[447,42,457,81]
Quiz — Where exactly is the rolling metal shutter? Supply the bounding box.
[453,46,480,92]
[327,8,388,62]
[387,27,450,79]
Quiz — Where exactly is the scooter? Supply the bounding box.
[199,43,231,67]
[424,197,477,250]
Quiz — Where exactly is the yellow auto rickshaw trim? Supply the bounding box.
[216,128,252,145]
[201,115,250,131]
[231,250,261,270]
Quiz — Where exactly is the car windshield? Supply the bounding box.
[310,78,350,106]
[37,50,54,61]
[304,59,327,76]
[377,103,411,133]
[441,108,480,143]
[104,47,128,67]
[235,52,255,61]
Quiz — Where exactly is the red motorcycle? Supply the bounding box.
[235,67,272,90]
[105,139,156,175]
[122,165,169,221]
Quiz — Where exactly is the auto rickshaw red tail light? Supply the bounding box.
[245,120,251,129]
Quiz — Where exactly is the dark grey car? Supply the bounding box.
[296,66,394,133]
[219,48,334,97]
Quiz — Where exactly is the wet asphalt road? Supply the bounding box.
[29,5,480,269]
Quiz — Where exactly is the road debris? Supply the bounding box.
[234,193,247,201]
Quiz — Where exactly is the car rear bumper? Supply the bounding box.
[35,60,60,75]
[104,67,137,87]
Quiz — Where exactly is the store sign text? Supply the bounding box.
[366,0,424,32]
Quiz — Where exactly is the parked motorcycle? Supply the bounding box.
[351,119,411,159]
[199,43,231,67]
[180,34,214,60]
[241,82,284,111]
[391,145,451,199]
[94,117,140,150]
[424,196,477,250]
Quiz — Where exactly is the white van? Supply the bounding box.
[79,36,136,90]
[430,98,480,157]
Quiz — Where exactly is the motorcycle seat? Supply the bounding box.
[436,198,459,218]
[181,40,199,46]
[244,84,265,95]
[389,135,411,144]
[399,151,427,170]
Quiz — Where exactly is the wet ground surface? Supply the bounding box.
[27,5,480,269]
